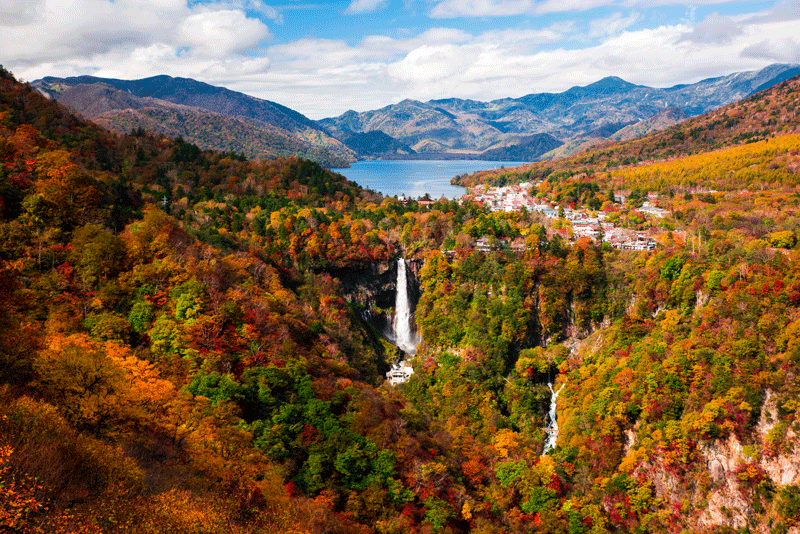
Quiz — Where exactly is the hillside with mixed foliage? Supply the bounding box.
[31,76,355,168]
[2,63,800,534]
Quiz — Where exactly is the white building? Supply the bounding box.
[386,361,414,386]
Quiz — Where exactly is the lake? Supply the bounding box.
[332,160,526,199]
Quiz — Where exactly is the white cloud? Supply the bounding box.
[179,10,270,56]
[245,0,284,22]
[344,0,387,15]
[429,0,623,17]
[387,43,471,82]
[266,28,472,70]
[533,0,611,15]
[589,12,640,37]
[678,12,742,45]
[477,26,568,47]
[197,1,284,21]
[0,0,45,25]
[766,0,800,21]
[741,38,800,62]
[268,37,398,69]
[1,0,271,66]
[430,0,534,18]
[415,27,473,44]
[3,0,155,61]
[429,0,766,17]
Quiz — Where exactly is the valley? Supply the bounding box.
[1,63,799,534]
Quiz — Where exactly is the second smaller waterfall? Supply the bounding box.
[542,382,565,456]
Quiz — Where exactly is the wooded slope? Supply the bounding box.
[1,64,800,533]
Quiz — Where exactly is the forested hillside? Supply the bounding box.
[2,64,800,534]
[31,76,355,168]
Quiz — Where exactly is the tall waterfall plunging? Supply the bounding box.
[392,258,419,354]
[542,382,565,456]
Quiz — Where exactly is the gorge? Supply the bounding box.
[2,66,800,533]
[542,382,565,456]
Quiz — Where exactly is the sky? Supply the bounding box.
[2,0,799,119]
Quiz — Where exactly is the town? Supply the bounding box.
[462,181,671,251]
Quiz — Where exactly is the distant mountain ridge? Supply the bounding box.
[32,75,356,167]
[321,63,800,159]
[453,70,800,188]
[32,64,800,164]
[36,75,319,132]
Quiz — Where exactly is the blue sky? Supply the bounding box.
[2,0,799,118]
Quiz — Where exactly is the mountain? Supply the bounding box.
[538,107,690,160]
[35,74,318,132]
[337,130,416,158]
[320,63,800,157]
[455,71,800,188]
[535,108,690,160]
[608,106,689,142]
[479,133,563,161]
[3,63,800,534]
[320,98,512,155]
[31,75,355,167]
[33,65,797,165]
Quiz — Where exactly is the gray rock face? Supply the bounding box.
[628,389,800,533]
[318,259,424,353]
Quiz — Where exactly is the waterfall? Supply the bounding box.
[542,382,565,456]
[393,258,419,354]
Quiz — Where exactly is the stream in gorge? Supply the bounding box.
[542,382,565,455]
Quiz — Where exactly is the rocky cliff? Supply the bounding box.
[623,389,800,532]
[320,259,423,351]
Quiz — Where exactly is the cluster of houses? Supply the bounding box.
[468,182,541,213]
[465,183,668,251]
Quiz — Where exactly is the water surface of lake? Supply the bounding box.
[333,160,526,199]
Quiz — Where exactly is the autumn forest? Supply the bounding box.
[1,65,800,533]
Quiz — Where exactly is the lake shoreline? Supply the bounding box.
[332,160,526,200]
[343,153,535,162]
